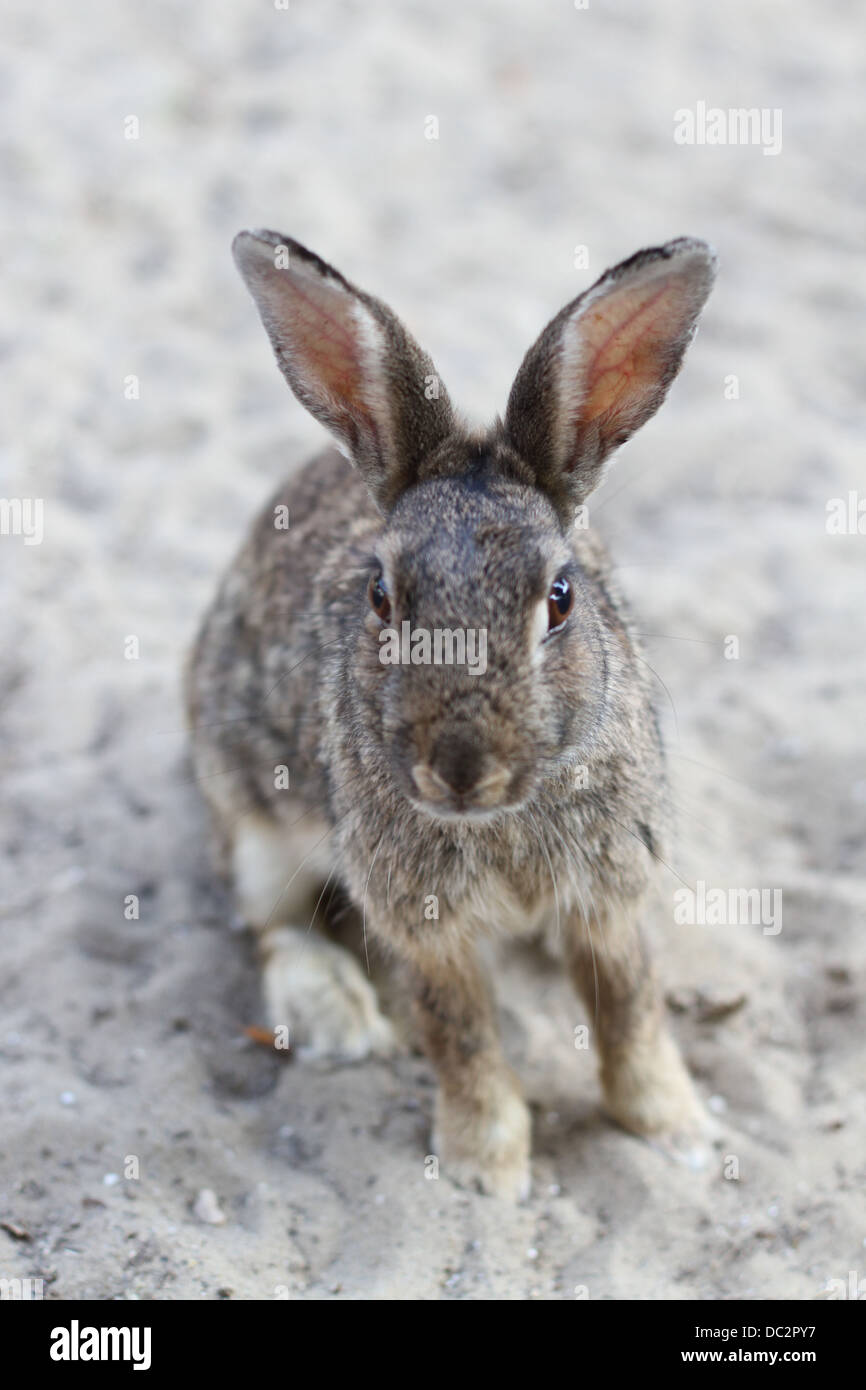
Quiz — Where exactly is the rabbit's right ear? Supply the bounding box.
[504,238,716,523]
[232,230,455,513]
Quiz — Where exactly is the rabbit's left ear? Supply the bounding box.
[504,238,716,520]
[233,230,455,513]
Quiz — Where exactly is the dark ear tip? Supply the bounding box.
[600,237,718,300]
[231,229,349,289]
[662,236,719,279]
[232,227,292,267]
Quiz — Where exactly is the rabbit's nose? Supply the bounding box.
[412,734,511,810]
[431,733,485,795]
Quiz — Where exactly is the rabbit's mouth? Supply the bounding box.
[407,754,529,823]
[407,793,521,826]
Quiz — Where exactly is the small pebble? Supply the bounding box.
[0,1220,31,1241]
[696,991,747,1023]
[193,1188,227,1225]
[666,987,693,1013]
[826,965,851,984]
[60,1092,76,1106]
[103,1173,120,1187]
[708,1094,727,1114]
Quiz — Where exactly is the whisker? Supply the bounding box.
[631,651,680,743]
[588,471,644,517]
[581,911,600,1027]
[362,836,385,976]
[217,767,371,841]
[667,751,767,799]
[258,635,350,708]
[164,635,351,741]
[606,811,694,892]
[524,808,560,945]
[306,864,339,938]
[262,825,333,932]
[632,632,718,646]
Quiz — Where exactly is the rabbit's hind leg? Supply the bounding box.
[233,812,396,1062]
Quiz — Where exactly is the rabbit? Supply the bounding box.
[186,228,717,1201]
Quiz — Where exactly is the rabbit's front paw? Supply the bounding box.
[602,1028,711,1165]
[261,927,397,1063]
[433,1079,532,1202]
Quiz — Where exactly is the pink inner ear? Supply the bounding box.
[576,278,692,425]
[284,277,372,419]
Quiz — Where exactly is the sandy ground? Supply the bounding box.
[1,0,864,1301]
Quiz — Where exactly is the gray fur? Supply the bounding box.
[186,233,717,1198]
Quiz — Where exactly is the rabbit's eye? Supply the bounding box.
[368,574,391,622]
[547,576,572,633]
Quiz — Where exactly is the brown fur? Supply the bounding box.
[186,231,717,1198]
